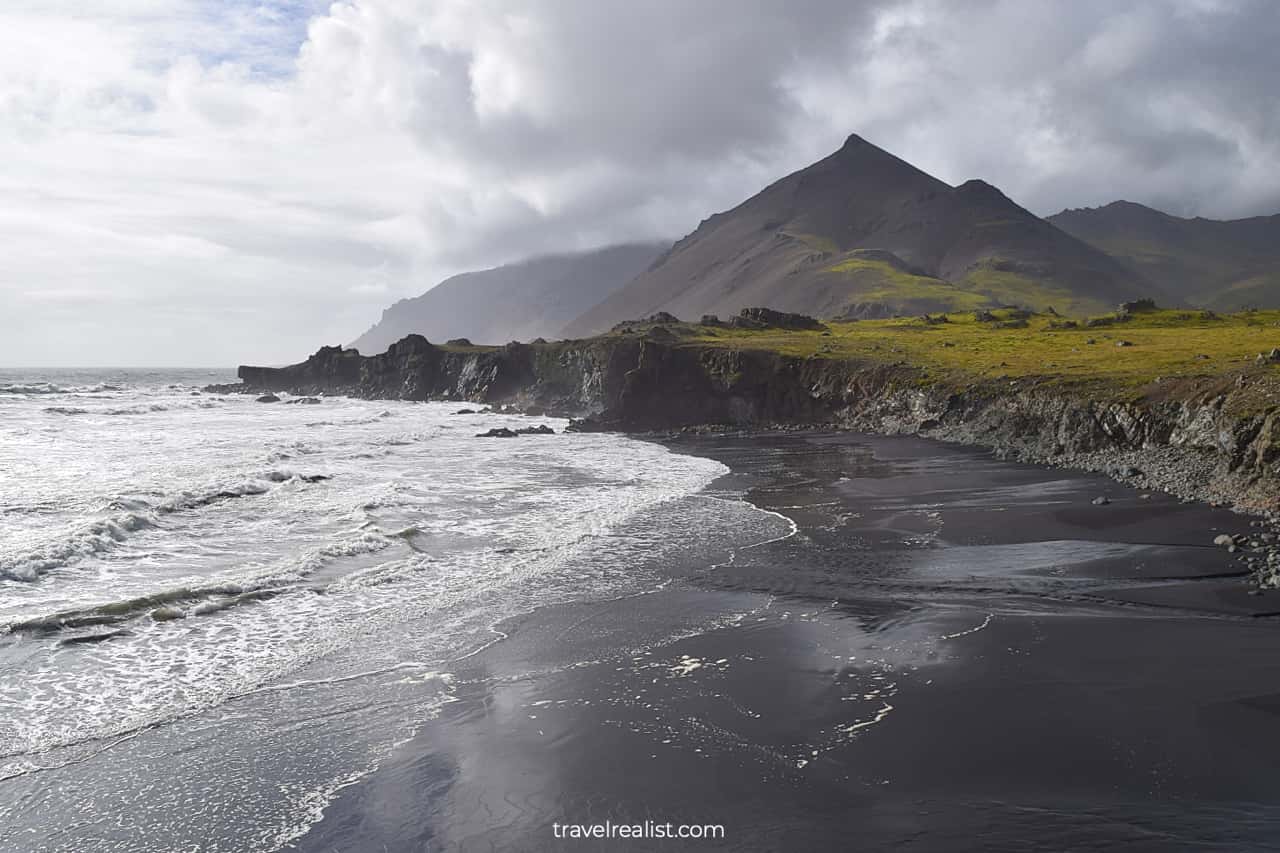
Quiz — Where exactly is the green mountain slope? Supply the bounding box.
[1048,200,1280,310]
[563,135,1155,336]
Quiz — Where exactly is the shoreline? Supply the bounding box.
[292,429,1280,851]
[645,422,1280,592]
[211,373,1280,586]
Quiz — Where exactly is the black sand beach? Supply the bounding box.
[295,432,1280,851]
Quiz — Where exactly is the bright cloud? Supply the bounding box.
[0,0,1277,365]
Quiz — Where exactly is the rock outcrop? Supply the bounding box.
[224,334,1280,513]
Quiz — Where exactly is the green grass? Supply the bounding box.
[819,252,1116,317]
[681,308,1280,405]
[959,264,1111,316]
[1203,271,1280,311]
[823,255,991,313]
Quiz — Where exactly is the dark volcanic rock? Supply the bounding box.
[611,312,683,334]
[235,328,1280,515]
[285,397,322,405]
[514,425,555,435]
[256,394,280,403]
[1118,298,1159,316]
[477,427,519,438]
[729,307,824,330]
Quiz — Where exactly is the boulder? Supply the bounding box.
[476,427,518,438]
[1117,299,1158,316]
[729,307,824,331]
[514,424,555,435]
[256,394,280,403]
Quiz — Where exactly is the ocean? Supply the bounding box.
[0,369,787,851]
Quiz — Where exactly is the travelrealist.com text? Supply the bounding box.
[552,821,726,840]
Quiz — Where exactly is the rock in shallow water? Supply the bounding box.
[476,427,518,438]
[255,394,280,403]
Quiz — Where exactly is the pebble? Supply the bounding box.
[1091,496,1110,505]
[1213,534,1234,547]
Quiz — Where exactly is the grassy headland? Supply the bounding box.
[618,306,1280,414]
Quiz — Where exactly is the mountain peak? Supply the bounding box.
[956,178,1000,193]
[839,132,868,151]
[563,135,1153,336]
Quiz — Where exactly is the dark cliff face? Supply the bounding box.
[238,335,643,417]
[235,333,1280,511]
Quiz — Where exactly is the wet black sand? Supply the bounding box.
[297,432,1280,851]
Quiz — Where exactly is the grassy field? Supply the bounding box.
[680,307,1280,399]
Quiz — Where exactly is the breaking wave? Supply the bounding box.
[0,471,332,581]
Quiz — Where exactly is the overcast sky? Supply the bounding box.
[2,0,1278,366]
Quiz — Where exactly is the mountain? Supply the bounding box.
[563,135,1155,337]
[1048,201,1280,310]
[351,243,666,354]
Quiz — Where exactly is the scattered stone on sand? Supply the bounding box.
[255,394,280,403]
[476,427,518,438]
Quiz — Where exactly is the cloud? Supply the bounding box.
[0,0,1277,365]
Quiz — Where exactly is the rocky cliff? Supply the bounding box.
[228,330,1280,514]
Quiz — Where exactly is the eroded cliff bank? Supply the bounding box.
[222,330,1280,518]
